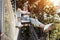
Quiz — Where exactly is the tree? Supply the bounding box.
[6,0,16,40]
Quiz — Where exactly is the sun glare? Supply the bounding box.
[49,0,59,6]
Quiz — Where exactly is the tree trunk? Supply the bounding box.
[6,0,16,40]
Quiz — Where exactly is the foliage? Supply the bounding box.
[5,0,60,40]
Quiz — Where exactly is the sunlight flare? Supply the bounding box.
[49,0,59,6]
